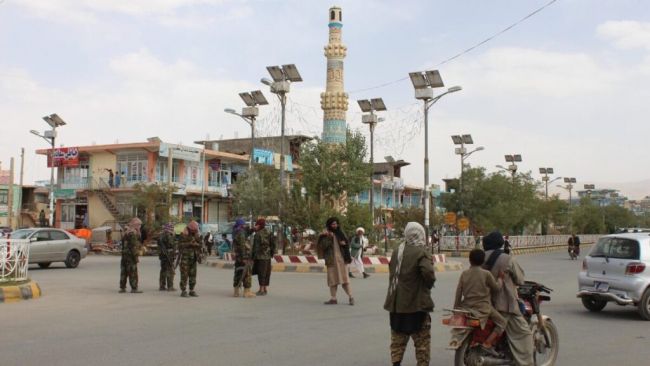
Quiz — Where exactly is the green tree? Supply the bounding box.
[602,204,637,233]
[570,197,605,234]
[131,183,177,232]
[230,165,281,218]
[300,129,372,208]
[441,167,542,234]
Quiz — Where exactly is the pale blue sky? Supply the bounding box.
[2,0,650,197]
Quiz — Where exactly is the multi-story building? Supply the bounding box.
[36,138,248,230]
[625,196,650,216]
[0,170,21,228]
[576,188,627,207]
[353,161,428,210]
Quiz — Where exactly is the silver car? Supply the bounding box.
[577,233,650,320]
[11,228,88,269]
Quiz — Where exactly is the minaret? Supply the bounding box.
[321,6,348,145]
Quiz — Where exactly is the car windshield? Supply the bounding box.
[10,229,36,239]
[590,237,640,259]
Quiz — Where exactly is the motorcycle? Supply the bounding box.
[443,281,559,366]
[568,245,579,260]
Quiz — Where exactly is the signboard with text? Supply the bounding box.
[47,147,80,168]
[159,143,201,162]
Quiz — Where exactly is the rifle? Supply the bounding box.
[234,259,252,290]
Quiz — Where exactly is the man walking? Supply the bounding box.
[349,227,370,279]
[232,218,255,298]
[158,223,177,291]
[119,217,143,293]
[179,220,202,298]
[38,209,47,227]
[105,168,114,188]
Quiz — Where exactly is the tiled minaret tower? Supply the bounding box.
[321,6,348,145]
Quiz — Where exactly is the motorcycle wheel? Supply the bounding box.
[454,338,471,366]
[532,318,559,366]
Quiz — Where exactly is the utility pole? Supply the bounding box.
[358,98,387,226]
[19,148,24,228]
[8,158,14,229]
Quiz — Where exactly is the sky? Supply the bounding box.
[1,0,650,198]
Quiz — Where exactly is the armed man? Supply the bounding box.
[119,217,143,293]
[232,218,255,298]
[178,220,202,298]
[252,218,275,296]
[158,222,177,291]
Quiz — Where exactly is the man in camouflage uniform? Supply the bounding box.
[158,222,177,291]
[252,218,275,296]
[179,220,202,298]
[119,217,143,293]
[232,218,255,298]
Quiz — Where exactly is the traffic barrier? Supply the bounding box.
[217,253,447,265]
[439,234,600,251]
[0,280,41,303]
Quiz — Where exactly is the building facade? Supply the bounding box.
[36,139,248,230]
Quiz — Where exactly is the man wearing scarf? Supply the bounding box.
[317,217,354,305]
[482,231,533,366]
[179,220,201,298]
[252,218,275,296]
[158,222,177,291]
[232,218,255,298]
[119,217,143,293]
[383,222,435,366]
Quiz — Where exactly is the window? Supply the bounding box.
[49,230,69,241]
[61,204,75,223]
[590,238,612,257]
[34,231,50,241]
[609,238,639,260]
[208,163,231,186]
[116,153,148,184]
[184,161,203,186]
[156,159,180,183]
[330,10,335,20]
[0,189,7,205]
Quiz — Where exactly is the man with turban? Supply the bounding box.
[232,218,255,298]
[179,220,202,298]
[158,222,177,291]
[252,218,276,296]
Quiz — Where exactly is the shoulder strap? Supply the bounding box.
[484,249,503,271]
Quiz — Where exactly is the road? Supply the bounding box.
[2,250,650,365]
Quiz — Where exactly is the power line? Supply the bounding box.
[348,0,559,94]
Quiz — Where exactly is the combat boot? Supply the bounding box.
[189,290,199,297]
[131,289,143,293]
[233,287,240,297]
[118,288,126,293]
[181,290,189,297]
[243,288,256,298]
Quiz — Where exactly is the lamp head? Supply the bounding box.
[224,108,237,114]
[30,130,41,136]
[260,78,273,86]
[448,86,462,93]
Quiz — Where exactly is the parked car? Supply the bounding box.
[577,232,650,320]
[0,226,12,238]
[10,228,88,268]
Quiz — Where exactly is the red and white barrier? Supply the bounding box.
[219,253,446,265]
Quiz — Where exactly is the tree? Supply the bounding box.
[300,129,372,208]
[570,197,605,234]
[440,167,543,234]
[131,183,177,232]
[230,165,281,218]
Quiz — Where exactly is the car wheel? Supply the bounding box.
[582,296,607,312]
[638,288,650,321]
[65,250,81,268]
[38,262,51,268]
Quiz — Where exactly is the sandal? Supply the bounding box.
[323,299,338,305]
[349,297,355,306]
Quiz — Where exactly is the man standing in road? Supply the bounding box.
[252,218,275,296]
[119,217,143,293]
[482,231,534,366]
[349,227,370,279]
[178,220,202,298]
[232,218,255,298]
[158,223,177,291]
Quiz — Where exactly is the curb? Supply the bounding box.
[203,260,463,273]
[0,280,42,303]
[442,243,594,258]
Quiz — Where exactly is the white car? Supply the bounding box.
[11,228,88,268]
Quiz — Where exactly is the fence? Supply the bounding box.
[439,235,601,251]
[0,239,30,283]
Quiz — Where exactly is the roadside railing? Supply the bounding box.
[439,235,601,251]
[0,239,30,283]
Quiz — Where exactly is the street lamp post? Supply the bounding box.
[451,134,484,215]
[262,64,302,254]
[558,177,577,232]
[539,167,560,201]
[358,98,387,226]
[225,90,269,168]
[409,69,461,248]
[30,114,66,227]
[497,154,522,184]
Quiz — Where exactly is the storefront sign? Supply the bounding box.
[159,143,201,162]
[253,149,274,165]
[54,189,76,199]
[47,147,80,168]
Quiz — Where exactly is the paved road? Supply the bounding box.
[2,250,650,365]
